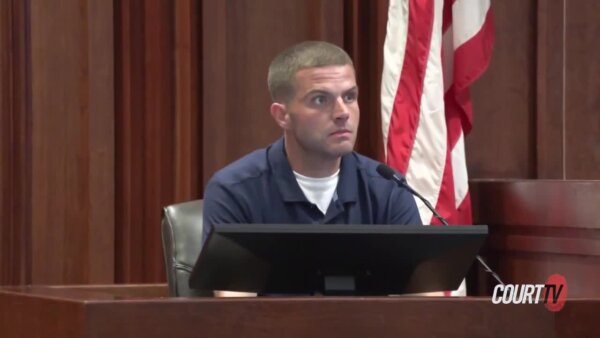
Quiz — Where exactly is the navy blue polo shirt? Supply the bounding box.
[202,137,422,243]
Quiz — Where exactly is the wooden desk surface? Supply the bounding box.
[1,285,598,338]
[0,284,169,300]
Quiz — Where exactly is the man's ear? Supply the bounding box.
[270,102,290,129]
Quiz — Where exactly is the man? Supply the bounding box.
[202,41,421,244]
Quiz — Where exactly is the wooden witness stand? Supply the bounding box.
[0,284,598,338]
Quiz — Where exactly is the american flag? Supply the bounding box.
[380,0,494,296]
[381,0,494,226]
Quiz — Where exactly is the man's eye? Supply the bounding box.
[343,93,357,103]
[312,95,328,105]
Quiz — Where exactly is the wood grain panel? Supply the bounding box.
[174,0,201,201]
[28,0,114,284]
[200,0,227,186]
[87,0,116,284]
[202,0,345,185]
[0,291,85,337]
[142,0,175,283]
[564,0,600,179]
[115,0,202,283]
[536,0,565,179]
[467,0,537,179]
[116,0,173,283]
[471,180,599,228]
[471,180,600,297]
[346,0,388,162]
[0,0,31,285]
[115,0,148,283]
[5,286,599,338]
[487,252,600,298]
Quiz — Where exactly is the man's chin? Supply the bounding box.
[327,143,355,158]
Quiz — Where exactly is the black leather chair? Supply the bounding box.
[161,199,210,296]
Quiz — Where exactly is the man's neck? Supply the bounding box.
[284,138,341,178]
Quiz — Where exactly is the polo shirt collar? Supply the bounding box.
[336,152,359,204]
[268,137,308,202]
[267,137,359,204]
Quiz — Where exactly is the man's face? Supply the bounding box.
[282,64,359,160]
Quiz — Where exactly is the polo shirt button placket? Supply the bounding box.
[309,204,320,224]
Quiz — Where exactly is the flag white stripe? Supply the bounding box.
[380,0,410,157]
[405,0,446,224]
[452,0,491,47]
[451,131,469,208]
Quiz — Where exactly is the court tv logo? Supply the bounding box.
[491,274,567,312]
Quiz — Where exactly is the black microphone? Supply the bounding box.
[376,164,449,226]
[376,163,504,286]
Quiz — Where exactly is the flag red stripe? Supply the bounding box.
[386,0,435,174]
[442,0,455,33]
[451,8,495,132]
[433,7,493,225]
[430,151,456,224]
[452,191,472,224]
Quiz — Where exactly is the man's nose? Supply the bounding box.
[333,97,350,121]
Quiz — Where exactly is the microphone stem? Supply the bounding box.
[476,256,505,286]
[401,180,504,286]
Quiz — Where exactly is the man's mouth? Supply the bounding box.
[330,129,352,136]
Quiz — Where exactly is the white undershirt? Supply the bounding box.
[293,169,340,215]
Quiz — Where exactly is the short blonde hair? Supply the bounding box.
[267,41,353,102]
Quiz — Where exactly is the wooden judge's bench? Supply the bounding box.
[0,284,598,338]
[1,181,599,337]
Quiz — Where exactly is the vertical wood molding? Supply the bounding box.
[115,0,147,282]
[142,0,175,282]
[201,0,228,187]
[345,0,388,162]
[308,0,345,44]
[116,0,202,283]
[564,0,600,179]
[0,0,32,285]
[87,0,116,284]
[174,0,201,201]
[536,0,565,179]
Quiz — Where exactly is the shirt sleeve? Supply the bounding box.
[202,179,248,245]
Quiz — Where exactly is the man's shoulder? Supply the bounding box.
[351,152,389,181]
[349,152,410,194]
[209,147,270,187]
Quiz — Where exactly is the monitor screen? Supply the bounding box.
[189,224,488,295]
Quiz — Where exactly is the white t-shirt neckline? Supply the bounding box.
[293,169,340,215]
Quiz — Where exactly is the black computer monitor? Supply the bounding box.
[189,224,488,295]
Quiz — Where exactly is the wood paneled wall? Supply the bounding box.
[1,0,114,284]
[202,0,345,185]
[468,0,600,179]
[468,0,538,179]
[1,0,599,285]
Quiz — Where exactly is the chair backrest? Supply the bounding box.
[161,199,210,297]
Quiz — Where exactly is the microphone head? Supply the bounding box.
[376,164,397,180]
